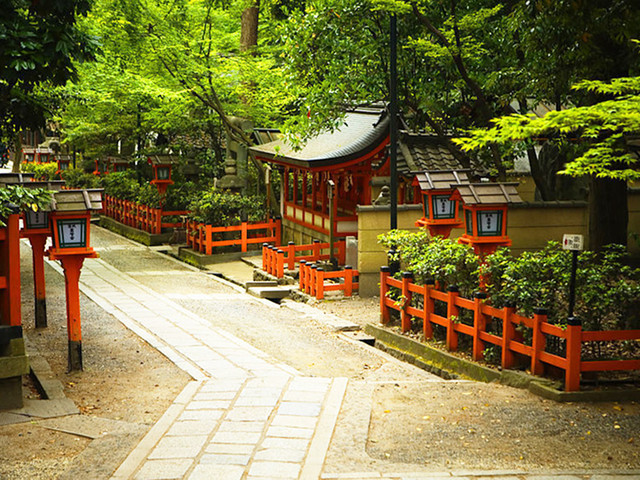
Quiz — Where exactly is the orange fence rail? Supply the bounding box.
[186,219,281,255]
[262,240,346,278]
[380,267,640,392]
[0,214,21,326]
[299,261,359,300]
[102,195,188,234]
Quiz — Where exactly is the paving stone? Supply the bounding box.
[193,391,235,402]
[266,425,314,439]
[199,453,251,465]
[270,414,318,429]
[211,431,262,444]
[282,389,327,403]
[205,443,255,455]
[288,378,331,391]
[148,435,208,459]
[218,421,265,433]
[178,409,224,422]
[235,396,280,407]
[249,461,301,479]
[200,380,244,393]
[260,437,310,450]
[186,400,235,411]
[226,406,274,421]
[166,420,218,436]
[277,401,321,417]
[187,464,244,480]
[189,396,232,408]
[254,447,306,462]
[239,387,284,398]
[134,459,193,479]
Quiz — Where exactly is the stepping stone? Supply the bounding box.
[247,286,293,300]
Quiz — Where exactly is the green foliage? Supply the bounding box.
[0,185,53,226]
[380,231,640,330]
[378,230,480,296]
[482,243,640,330]
[0,0,98,138]
[100,171,144,202]
[188,189,267,226]
[457,75,640,182]
[61,168,101,189]
[22,162,59,181]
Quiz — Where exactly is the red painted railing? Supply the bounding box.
[262,240,346,278]
[102,195,188,234]
[299,261,358,300]
[186,219,281,255]
[380,268,640,392]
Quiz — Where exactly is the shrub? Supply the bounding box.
[378,230,480,296]
[188,189,267,226]
[61,168,101,189]
[22,162,58,180]
[0,186,52,226]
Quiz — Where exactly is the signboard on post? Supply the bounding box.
[563,234,584,251]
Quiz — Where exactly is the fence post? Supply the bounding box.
[313,239,321,262]
[287,241,296,270]
[205,225,212,255]
[565,319,582,391]
[337,240,346,265]
[531,308,547,376]
[343,265,353,297]
[316,267,325,300]
[501,303,516,370]
[262,243,269,272]
[299,260,307,291]
[276,249,284,278]
[401,272,413,333]
[380,266,391,324]
[423,279,434,340]
[472,292,488,361]
[446,285,460,351]
[241,221,248,252]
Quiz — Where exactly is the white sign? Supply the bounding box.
[562,234,584,251]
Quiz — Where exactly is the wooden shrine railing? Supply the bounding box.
[380,267,640,392]
[299,261,358,300]
[186,218,281,255]
[0,214,21,326]
[262,240,346,278]
[102,195,188,235]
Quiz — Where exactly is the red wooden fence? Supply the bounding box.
[186,219,281,255]
[103,195,188,235]
[262,240,346,278]
[380,267,640,392]
[299,261,358,300]
[0,214,21,326]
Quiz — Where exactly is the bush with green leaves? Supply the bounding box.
[188,189,267,226]
[0,186,52,226]
[378,230,480,296]
[22,162,59,180]
[61,168,101,189]
[379,231,640,331]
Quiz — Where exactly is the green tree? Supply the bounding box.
[0,0,96,166]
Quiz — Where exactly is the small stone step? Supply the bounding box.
[247,286,293,300]
[245,280,279,290]
[341,330,375,346]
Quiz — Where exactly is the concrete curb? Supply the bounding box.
[99,216,173,246]
[365,323,640,402]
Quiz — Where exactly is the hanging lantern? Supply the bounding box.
[451,182,522,256]
[413,170,469,238]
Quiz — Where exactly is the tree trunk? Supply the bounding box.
[12,131,22,173]
[588,176,628,251]
[240,2,259,53]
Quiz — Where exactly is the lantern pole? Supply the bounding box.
[389,13,398,230]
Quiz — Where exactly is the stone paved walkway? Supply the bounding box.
[46,256,346,480]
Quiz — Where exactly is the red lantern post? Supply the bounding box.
[46,189,103,371]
